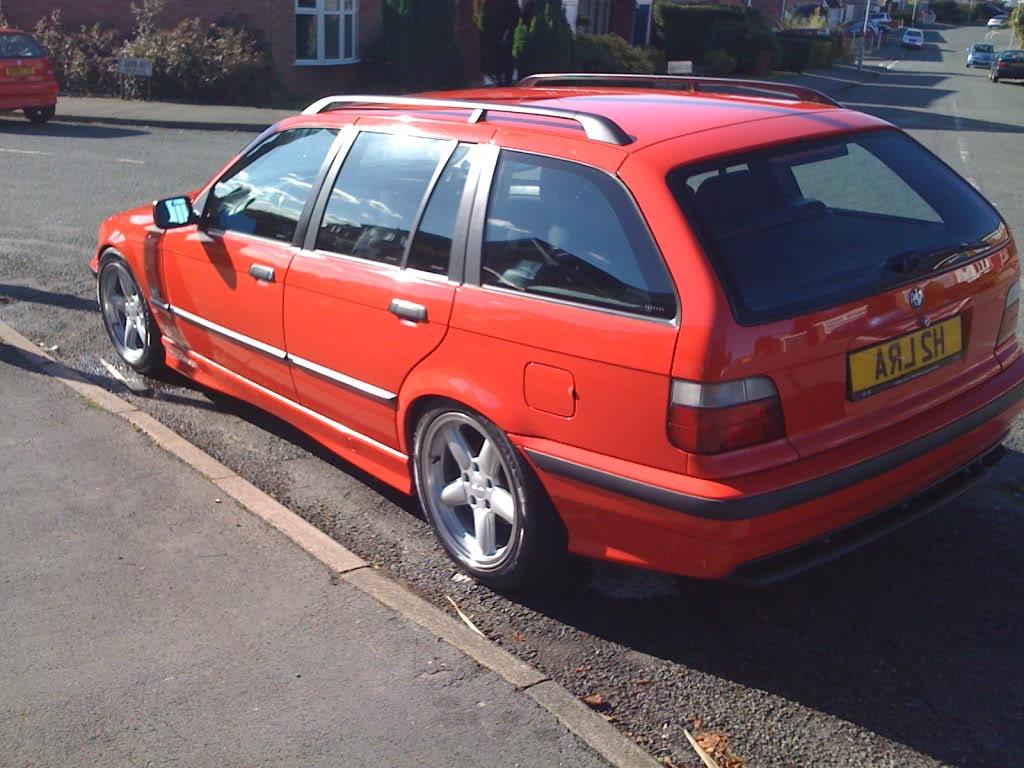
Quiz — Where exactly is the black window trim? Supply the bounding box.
[465,147,681,326]
[301,125,483,284]
[668,125,1010,327]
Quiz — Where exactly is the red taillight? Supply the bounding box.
[668,377,785,455]
[997,282,1020,348]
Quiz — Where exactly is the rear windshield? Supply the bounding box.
[669,130,1005,324]
[1000,51,1024,62]
[0,34,45,58]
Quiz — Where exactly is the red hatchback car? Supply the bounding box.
[91,75,1024,587]
[0,28,57,123]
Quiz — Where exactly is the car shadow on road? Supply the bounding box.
[0,284,96,312]
[0,118,148,140]
[846,102,1024,132]
[508,448,1024,768]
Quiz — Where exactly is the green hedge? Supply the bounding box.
[776,35,834,71]
[654,3,776,74]
[576,33,663,74]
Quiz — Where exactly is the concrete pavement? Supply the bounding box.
[0,341,611,768]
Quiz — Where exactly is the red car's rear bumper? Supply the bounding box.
[0,82,57,111]
[518,354,1024,581]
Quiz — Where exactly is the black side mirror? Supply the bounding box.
[153,196,196,229]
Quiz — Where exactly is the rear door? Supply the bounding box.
[284,129,488,448]
[668,128,1014,457]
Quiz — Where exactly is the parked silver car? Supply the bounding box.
[967,42,996,67]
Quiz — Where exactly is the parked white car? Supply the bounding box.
[988,15,1008,28]
[902,28,925,48]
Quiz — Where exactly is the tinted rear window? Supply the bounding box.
[0,34,45,58]
[669,130,1004,324]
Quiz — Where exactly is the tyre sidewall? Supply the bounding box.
[98,251,164,375]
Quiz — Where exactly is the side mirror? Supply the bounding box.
[153,196,196,229]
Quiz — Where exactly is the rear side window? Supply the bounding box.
[482,152,676,319]
[206,127,338,242]
[0,34,45,58]
[316,132,451,266]
[670,130,1004,324]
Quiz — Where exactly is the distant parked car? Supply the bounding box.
[0,28,58,123]
[991,49,1024,81]
[843,20,882,38]
[902,28,925,48]
[988,15,1008,28]
[967,43,996,67]
[869,11,893,30]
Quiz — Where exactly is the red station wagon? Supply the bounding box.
[0,29,57,123]
[91,75,1024,587]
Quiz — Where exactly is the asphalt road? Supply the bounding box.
[1,24,1022,768]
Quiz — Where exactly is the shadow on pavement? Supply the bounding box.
[845,102,1024,132]
[0,118,148,139]
[507,447,1024,768]
[0,284,96,312]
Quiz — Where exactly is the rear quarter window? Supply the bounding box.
[669,129,1005,324]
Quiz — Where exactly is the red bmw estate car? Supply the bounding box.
[0,28,57,123]
[91,75,1024,587]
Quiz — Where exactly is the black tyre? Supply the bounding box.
[413,404,566,589]
[97,251,165,375]
[23,106,55,124]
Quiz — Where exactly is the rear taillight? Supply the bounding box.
[668,377,785,455]
[997,281,1020,347]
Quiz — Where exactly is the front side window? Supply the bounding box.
[205,128,338,242]
[295,0,358,63]
[481,152,676,319]
[670,129,1005,324]
[316,132,452,266]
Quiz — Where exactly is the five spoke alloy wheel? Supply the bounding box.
[414,406,564,588]
[98,252,163,374]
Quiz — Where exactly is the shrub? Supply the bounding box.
[379,0,463,91]
[654,3,776,74]
[32,10,122,95]
[704,48,737,75]
[476,0,521,84]
[931,0,967,23]
[776,34,834,71]
[513,0,575,77]
[575,33,663,74]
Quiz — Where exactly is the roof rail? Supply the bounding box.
[517,73,841,108]
[301,94,632,146]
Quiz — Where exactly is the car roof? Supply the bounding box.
[304,85,881,154]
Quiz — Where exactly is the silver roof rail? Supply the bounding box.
[301,94,633,146]
[517,73,842,108]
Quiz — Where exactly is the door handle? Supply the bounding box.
[249,264,275,282]
[388,298,427,323]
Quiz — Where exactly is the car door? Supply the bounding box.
[284,130,488,448]
[158,127,341,397]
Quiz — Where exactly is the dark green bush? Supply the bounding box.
[512,0,574,78]
[476,0,520,84]
[931,0,967,22]
[32,10,122,95]
[379,0,463,91]
[704,48,737,75]
[776,34,834,72]
[654,3,776,74]
[575,33,663,74]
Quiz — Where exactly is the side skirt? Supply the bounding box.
[162,337,413,495]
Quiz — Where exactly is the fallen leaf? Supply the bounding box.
[581,693,611,711]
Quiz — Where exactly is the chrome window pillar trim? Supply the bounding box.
[287,353,398,404]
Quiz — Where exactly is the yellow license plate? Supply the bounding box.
[848,316,963,400]
[5,65,34,77]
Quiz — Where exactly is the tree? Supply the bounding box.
[477,0,521,85]
[512,0,574,79]
[380,0,462,91]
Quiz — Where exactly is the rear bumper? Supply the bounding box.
[520,356,1024,580]
[0,83,58,111]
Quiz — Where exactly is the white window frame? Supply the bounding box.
[295,0,359,65]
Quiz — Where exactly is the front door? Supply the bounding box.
[159,127,340,396]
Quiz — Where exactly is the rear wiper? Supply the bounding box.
[886,240,993,275]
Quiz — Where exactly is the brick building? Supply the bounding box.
[0,0,480,98]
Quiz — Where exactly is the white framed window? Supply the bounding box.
[295,0,358,65]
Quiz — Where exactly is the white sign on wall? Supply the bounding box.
[116,57,153,77]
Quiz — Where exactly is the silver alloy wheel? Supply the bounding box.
[419,412,519,571]
[99,262,149,366]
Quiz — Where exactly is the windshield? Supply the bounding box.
[669,130,1005,324]
[974,44,994,52]
[0,33,45,58]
